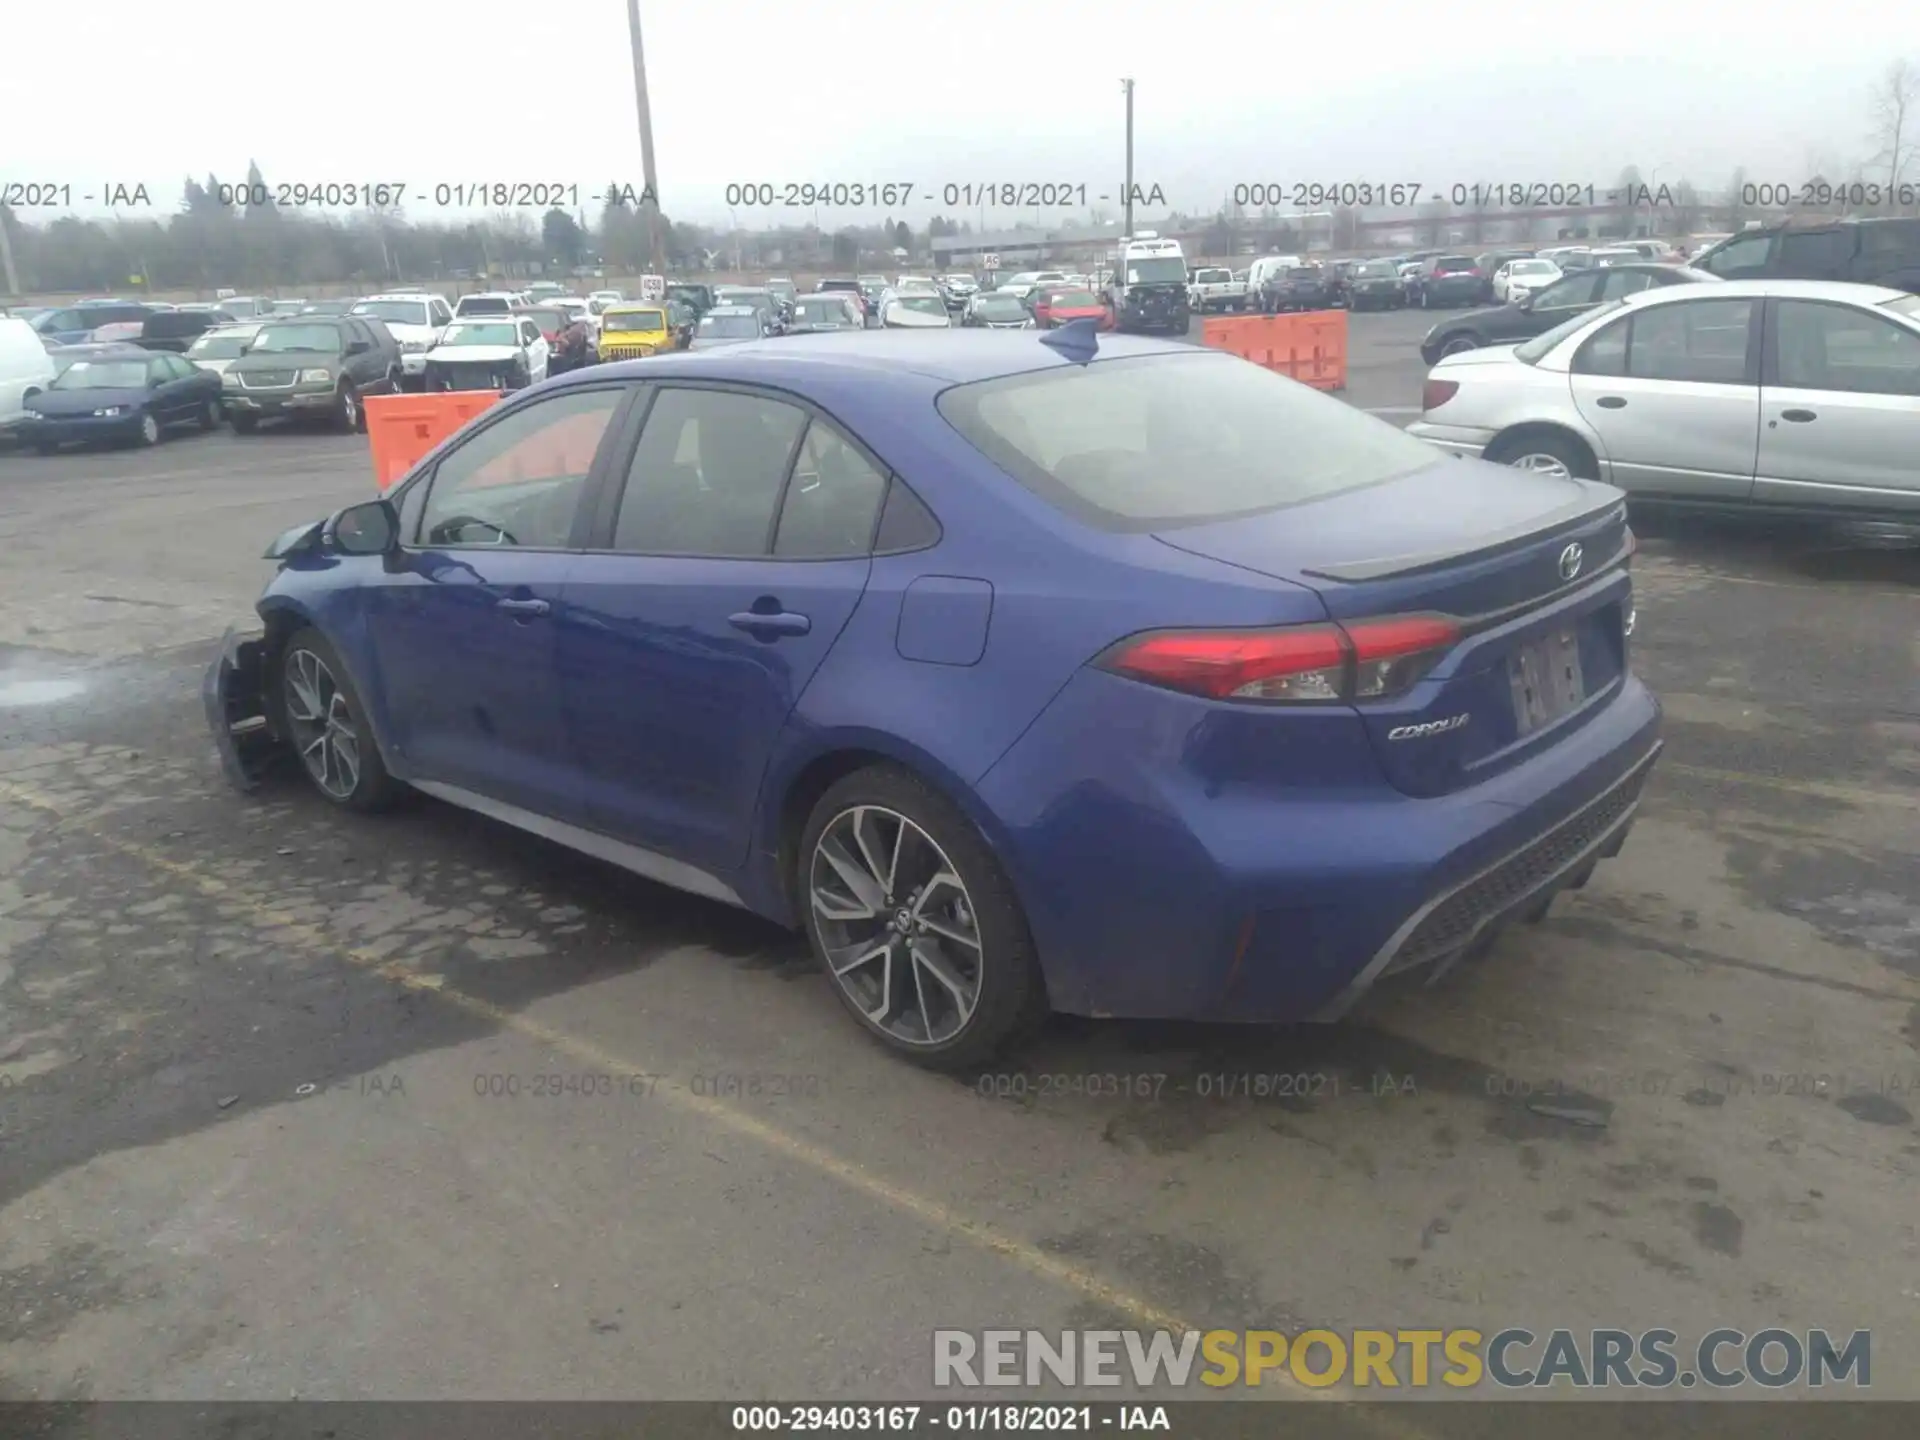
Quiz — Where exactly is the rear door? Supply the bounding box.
[1754,296,1920,511]
[556,383,883,871]
[1567,294,1762,500]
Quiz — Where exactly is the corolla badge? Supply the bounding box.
[1558,542,1584,582]
[1387,714,1470,741]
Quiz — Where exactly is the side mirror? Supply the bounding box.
[330,498,398,556]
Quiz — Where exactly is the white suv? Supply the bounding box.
[351,293,455,387]
[453,291,530,319]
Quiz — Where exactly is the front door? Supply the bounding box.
[363,383,632,821]
[1567,295,1761,500]
[558,384,886,873]
[1754,296,1920,512]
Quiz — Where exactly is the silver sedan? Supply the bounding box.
[1409,278,1920,522]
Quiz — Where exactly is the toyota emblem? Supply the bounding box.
[1558,543,1584,582]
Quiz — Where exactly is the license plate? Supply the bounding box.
[1509,629,1585,735]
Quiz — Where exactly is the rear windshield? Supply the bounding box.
[1286,267,1321,279]
[1353,262,1398,277]
[457,297,512,314]
[1433,258,1476,273]
[937,352,1439,531]
[1513,301,1626,363]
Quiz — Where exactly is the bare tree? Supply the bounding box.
[1866,58,1920,209]
[1725,167,1750,231]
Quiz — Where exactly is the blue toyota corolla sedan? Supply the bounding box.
[206,324,1661,1067]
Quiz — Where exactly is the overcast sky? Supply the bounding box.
[4,0,1907,228]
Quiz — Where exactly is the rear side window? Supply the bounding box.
[1621,298,1755,384]
[937,352,1439,532]
[613,387,807,556]
[1776,229,1852,277]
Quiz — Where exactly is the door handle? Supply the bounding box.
[496,597,551,618]
[1779,408,1817,422]
[729,610,811,637]
[1595,396,1627,409]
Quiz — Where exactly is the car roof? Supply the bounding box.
[362,292,438,302]
[556,328,1196,391]
[1623,277,1910,304]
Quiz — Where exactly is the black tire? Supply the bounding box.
[231,413,259,434]
[798,763,1047,1069]
[333,382,363,433]
[197,399,218,431]
[1485,429,1597,480]
[274,626,404,812]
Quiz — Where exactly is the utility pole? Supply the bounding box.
[1121,77,1136,238]
[626,0,664,272]
[0,204,20,298]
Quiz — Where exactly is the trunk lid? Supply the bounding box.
[1155,461,1634,797]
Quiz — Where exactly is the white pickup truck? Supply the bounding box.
[1187,266,1248,313]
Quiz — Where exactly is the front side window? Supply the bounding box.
[612,388,807,556]
[1533,272,1603,310]
[417,389,624,549]
[939,352,1439,531]
[1696,232,1771,275]
[1599,269,1658,300]
[1774,301,1920,395]
[1622,299,1755,384]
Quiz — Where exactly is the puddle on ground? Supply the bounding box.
[0,679,88,709]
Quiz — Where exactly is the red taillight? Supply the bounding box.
[1423,378,1459,411]
[1097,616,1459,704]
[1467,268,1481,277]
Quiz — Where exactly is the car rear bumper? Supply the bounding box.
[1405,419,1494,460]
[975,665,1662,1023]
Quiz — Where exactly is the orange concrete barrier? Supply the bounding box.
[1201,311,1347,391]
[364,390,506,492]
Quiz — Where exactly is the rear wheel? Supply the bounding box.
[799,765,1046,1069]
[1486,430,1596,481]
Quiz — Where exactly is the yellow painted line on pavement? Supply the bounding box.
[0,777,1433,1433]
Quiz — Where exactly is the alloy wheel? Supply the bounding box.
[283,648,361,799]
[1510,452,1574,479]
[340,388,360,429]
[810,805,982,1048]
[139,413,160,445]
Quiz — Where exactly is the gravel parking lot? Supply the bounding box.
[3,309,1918,1407]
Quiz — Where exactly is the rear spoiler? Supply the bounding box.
[1302,492,1625,583]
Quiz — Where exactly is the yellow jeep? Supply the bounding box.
[596,304,674,361]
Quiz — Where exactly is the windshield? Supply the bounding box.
[1514,301,1624,363]
[440,323,519,347]
[1354,262,1398,277]
[603,310,667,332]
[1046,291,1102,309]
[51,360,150,389]
[246,324,343,354]
[353,300,432,326]
[1433,258,1476,274]
[1125,257,1187,285]
[457,297,512,315]
[893,296,948,318]
[188,332,254,359]
[1286,268,1321,280]
[1193,269,1231,284]
[940,352,1437,530]
[1511,260,1556,275]
[972,297,1028,322]
[793,299,853,325]
[524,309,568,331]
[716,290,767,307]
[699,314,761,338]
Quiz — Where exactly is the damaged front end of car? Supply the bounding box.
[201,517,329,792]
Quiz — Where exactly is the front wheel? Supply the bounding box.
[134,411,162,447]
[799,765,1047,1069]
[333,383,362,433]
[275,628,403,812]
